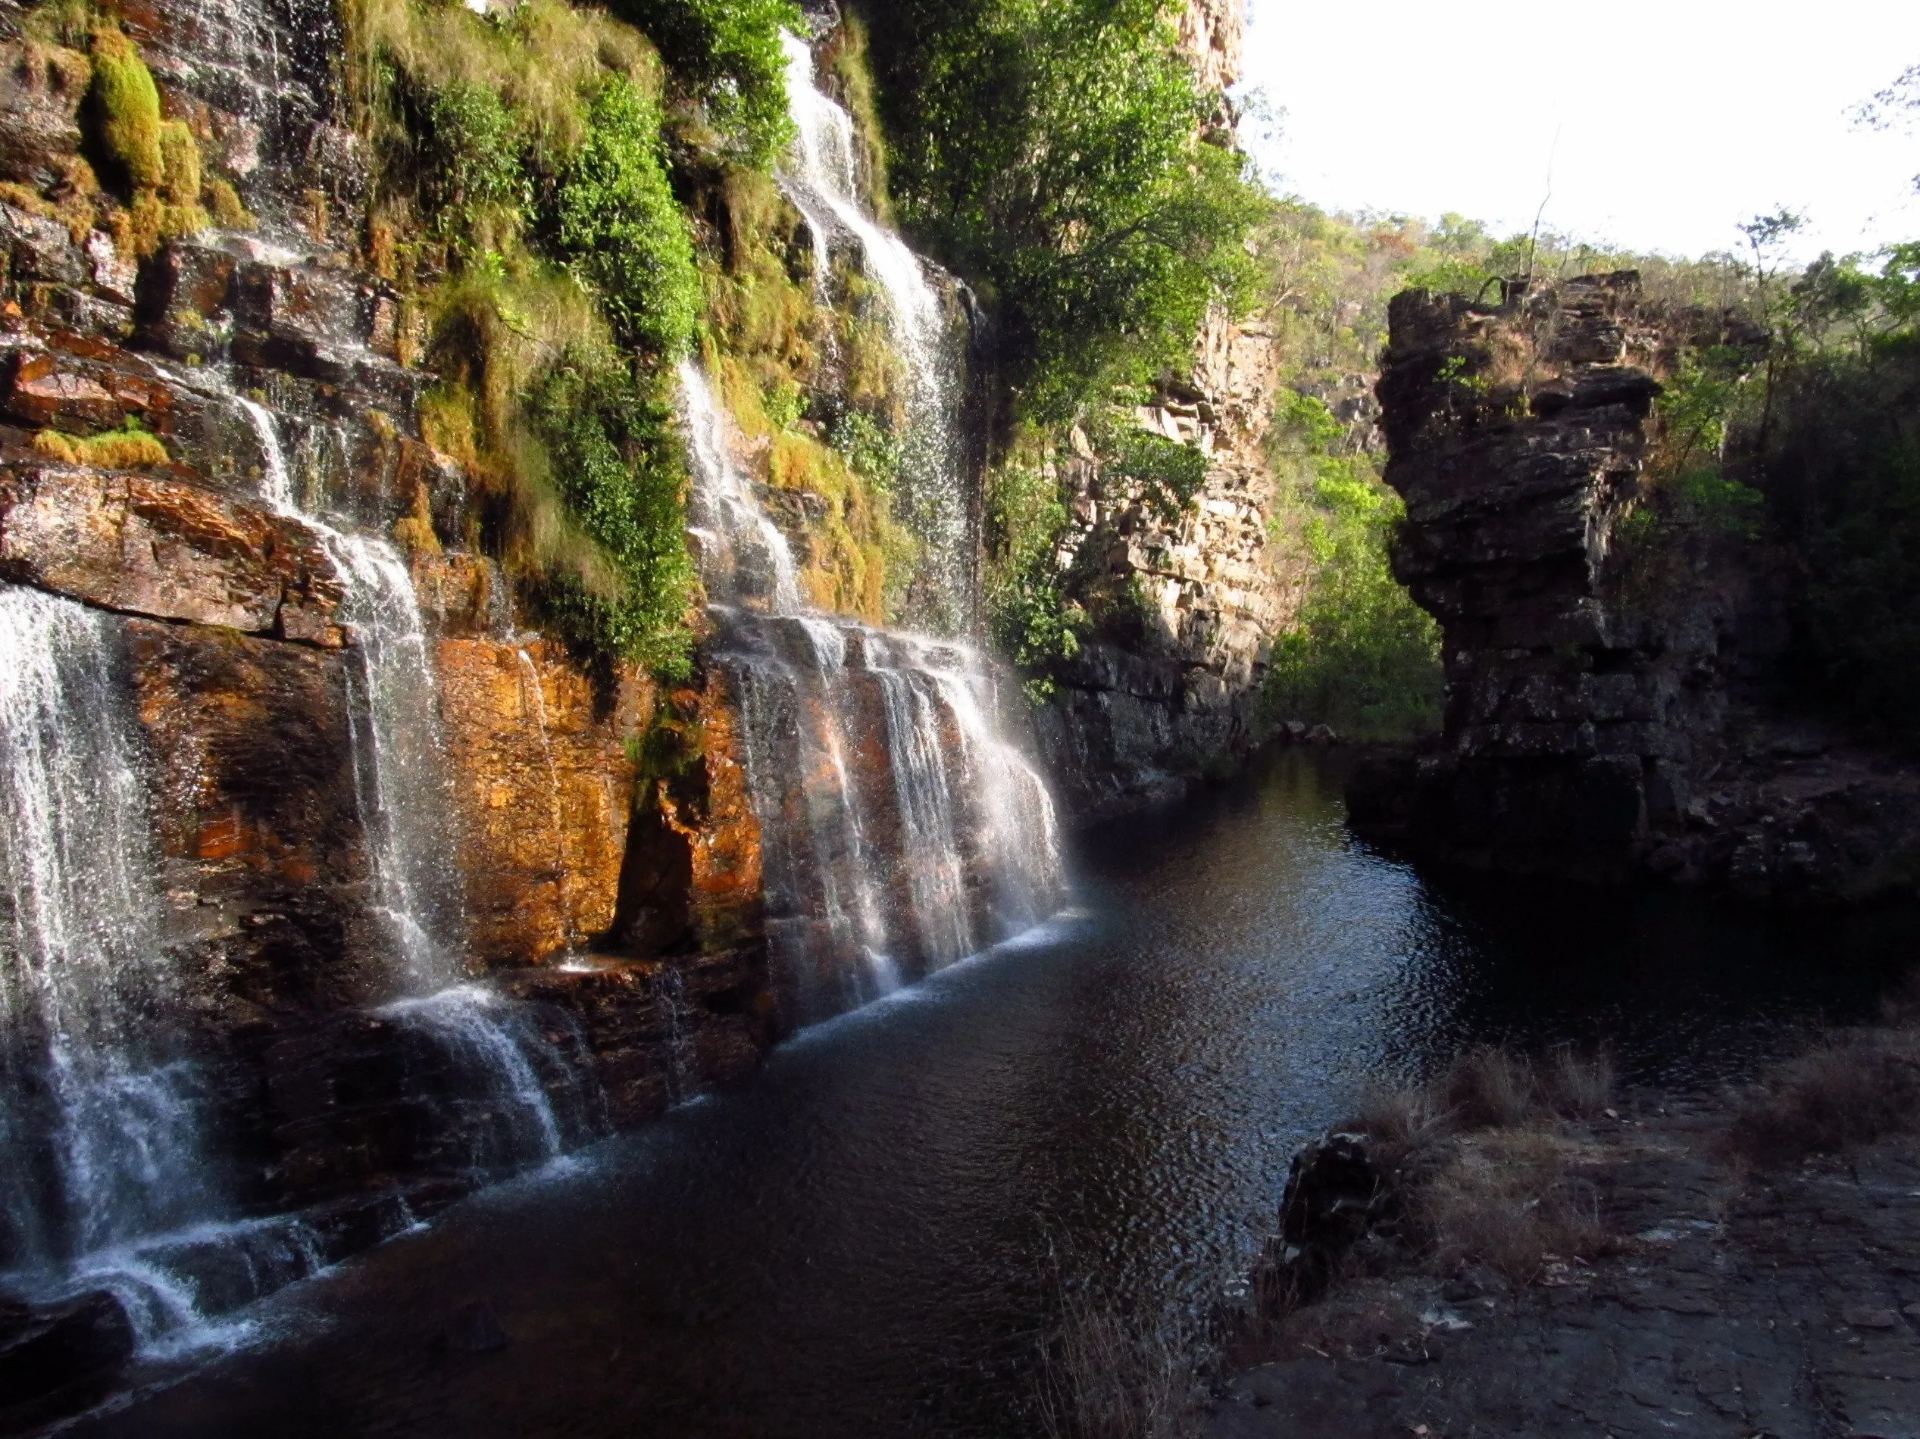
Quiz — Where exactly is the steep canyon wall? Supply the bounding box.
[1031,0,1292,820]
[1349,274,1920,900]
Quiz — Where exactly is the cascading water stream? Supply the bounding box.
[678,357,1067,1024]
[0,591,212,1290]
[515,648,578,953]
[776,31,972,634]
[237,397,466,990]
[231,393,589,1177]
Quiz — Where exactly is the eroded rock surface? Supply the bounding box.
[1350,274,1920,898]
[1216,1103,1920,1439]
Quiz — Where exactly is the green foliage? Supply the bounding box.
[526,352,695,673]
[984,456,1083,702]
[828,407,901,491]
[604,0,799,165]
[628,698,706,781]
[1752,243,1920,736]
[419,78,528,258]
[864,0,1263,419]
[349,0,724,669]
[556,76,700,357]
[1260,389,1442,741]
[1655,349,1748,470]
[1101,425,1208,522]
[87,21,161,191]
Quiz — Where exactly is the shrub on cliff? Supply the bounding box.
[862,0,1263,419]
[527,355,696,673]
[557,76,701,358]
[350,0,722,672]
[1259,392,1441,742]
[604,0,799,165]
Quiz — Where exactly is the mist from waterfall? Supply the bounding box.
[777,30,973,635]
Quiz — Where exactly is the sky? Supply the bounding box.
[1239,0,1920,262]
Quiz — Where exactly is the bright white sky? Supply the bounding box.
[1239,0,1920,262]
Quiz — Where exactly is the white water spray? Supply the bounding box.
[0,590,210,1271]
[237,398,464,987]
[776,31,972,633]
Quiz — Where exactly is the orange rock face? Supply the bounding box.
[0,463,345,642]
[615,669,766,958]
[435,636,651,967]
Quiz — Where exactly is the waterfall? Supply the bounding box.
[515,648,578,952]
[680,363,1067,1025]
[680,361,805,615]
[233,394,587,1178]
[378,985,584,1170]
[777,31,972,635]
[0,590,211,1274]
[238,398,466,990]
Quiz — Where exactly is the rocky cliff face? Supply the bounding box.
[1031,0,1291,822]
[1350,274,1920,900]
[0,0,777,1260]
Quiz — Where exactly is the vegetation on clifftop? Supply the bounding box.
[864,0,1262,422]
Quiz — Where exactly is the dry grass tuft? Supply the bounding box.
[1726,1030,1920,1167]
[1440,1045,1538,1129]
[1419,1126,1605,1284]
[1541,1043,1616,1120]
[1344,1045,1615,1288]
[1037,1288,1206,1439]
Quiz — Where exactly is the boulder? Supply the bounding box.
[1253,1130,1393,1312]
[0,1288,134,1404]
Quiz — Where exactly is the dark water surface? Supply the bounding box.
[73,752,1913,1439]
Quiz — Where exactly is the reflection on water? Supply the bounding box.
[69,752,1913,1439]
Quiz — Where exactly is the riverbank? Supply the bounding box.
[1213,1026,1920,1439]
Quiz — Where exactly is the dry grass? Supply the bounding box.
[1348,1045,1615,1287]
[1726,1029,1920,1168]
[1420,1126,1605,1283]
[1036,1288,1207,1439]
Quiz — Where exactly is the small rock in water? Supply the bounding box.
[0,1288,135,1402]
[447,1300,509,1353]
[1307,724,1337,746]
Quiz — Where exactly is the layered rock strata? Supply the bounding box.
[1032,0,1291,822]
[1349,273,1920,899]
[0,0,777,1270]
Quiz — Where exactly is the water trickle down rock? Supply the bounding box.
[681,359,1067,1027]
[0,588,211,1282]
[776,30,975,636]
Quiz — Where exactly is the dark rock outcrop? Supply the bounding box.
[0,1290,134,1413]
[1350,273,1920,899]
[1251,1131,1395,1312]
